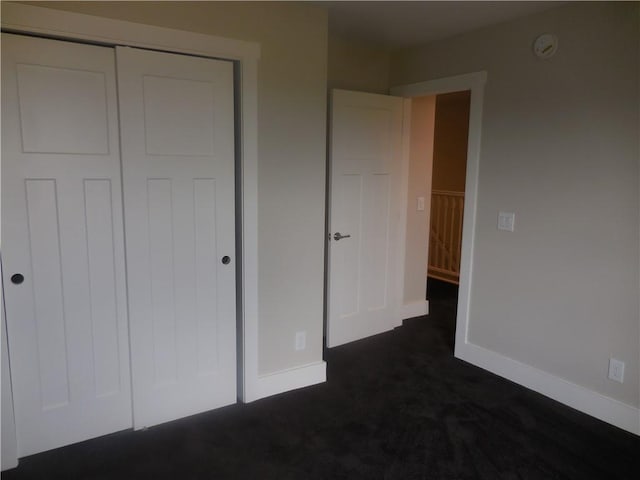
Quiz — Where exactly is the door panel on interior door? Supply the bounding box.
[327,89,404,348]
[193,178,220,374]
[363,173,391,310]
[1,33,132,457]
[16,64,110,154]
[116,47,236,429]
[336,174,363,317]
[24,179,69,410]
[83,179,122,397]
[143,75,216,156]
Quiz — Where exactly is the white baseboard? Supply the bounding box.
[456,341,640,435]
[399,300,429,321]
[251,361,327,401]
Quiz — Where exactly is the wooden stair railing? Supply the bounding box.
[428,190,464,284]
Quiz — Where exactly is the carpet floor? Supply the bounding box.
[3,281,639,479]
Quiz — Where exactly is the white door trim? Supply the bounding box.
[390,71,488,362]
[0,2,260,60]
[1,0,261,439]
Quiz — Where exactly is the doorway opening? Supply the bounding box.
[324,73,485,356]
[427,91,470,289]
[405,90,471,350]
[427,90,471,349]
[392,71,487,359]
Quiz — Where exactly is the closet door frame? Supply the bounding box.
[1,2,261,468]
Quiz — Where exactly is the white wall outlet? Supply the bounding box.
[417,196,425,211]
[608,358,625,383]
[497,211,515,232]
[295,331,306,351]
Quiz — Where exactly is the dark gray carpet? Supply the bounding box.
[3,281,639,479]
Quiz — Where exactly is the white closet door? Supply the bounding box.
[116,47,237,429]
[1,34,132,457]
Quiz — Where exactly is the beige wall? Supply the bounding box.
[28,1,329,376]
[432,91,470,192]
[328,34,391,94]
[404,96,435,305]
[391,1,639,407]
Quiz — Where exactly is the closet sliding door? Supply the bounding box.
[1,34,132,457]
[117,47,237,429]
[2,35,238,456]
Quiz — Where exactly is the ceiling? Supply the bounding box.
[319,1,566,49]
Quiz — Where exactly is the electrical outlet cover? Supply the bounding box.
[608,358,625,383]
[295,331,306,351]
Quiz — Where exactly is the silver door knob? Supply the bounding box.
[333,232,351,241]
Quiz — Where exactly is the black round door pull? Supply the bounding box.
[221,256,231,265]
[11,274,24,285]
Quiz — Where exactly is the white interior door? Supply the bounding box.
[116,47,237,429]
[327,89,404,347]
[1,34,132,456]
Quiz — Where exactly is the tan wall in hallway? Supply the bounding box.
[404,96,436,305]
[432,91,470,193]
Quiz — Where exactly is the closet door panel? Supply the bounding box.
[1,33,132,457]
[116,47,236,429]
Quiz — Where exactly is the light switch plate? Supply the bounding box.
[417,197,425,211]
[498,211,515,232]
